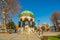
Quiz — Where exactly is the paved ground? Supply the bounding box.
[0,33,40,40]
[0,32,60,40]
[43,32,60,36]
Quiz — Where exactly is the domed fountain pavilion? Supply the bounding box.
[18,10,35,27]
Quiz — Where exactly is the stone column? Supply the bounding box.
[18,18,21,27]
[28,21,30,27]
[32,22,34,27]
[22,21,25,27]
[32,19,34,27]
[19,21,21,27]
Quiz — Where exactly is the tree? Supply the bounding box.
[45,24,50,31]
[0,0,21,32]
[51,11,60,31]
[7,20,15,29]
[41,25,45,34]
[7,20,16,33]
[41,26,45,31]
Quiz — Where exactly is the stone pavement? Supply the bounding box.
[36,32,60,37]
[0,33,40,40]
[0,32,60,40]
[43,32,60,36]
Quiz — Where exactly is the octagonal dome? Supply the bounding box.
[19,10,34,18]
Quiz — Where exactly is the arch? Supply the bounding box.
[19,10,34,27]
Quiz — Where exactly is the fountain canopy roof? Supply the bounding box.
[19,10,34,18]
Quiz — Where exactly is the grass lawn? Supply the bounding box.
[48,35,60,40]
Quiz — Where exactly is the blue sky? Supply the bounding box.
[12,0,60,26]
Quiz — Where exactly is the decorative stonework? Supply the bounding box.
[18,10,34,27]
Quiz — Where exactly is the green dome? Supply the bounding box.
[20,10,34,17]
